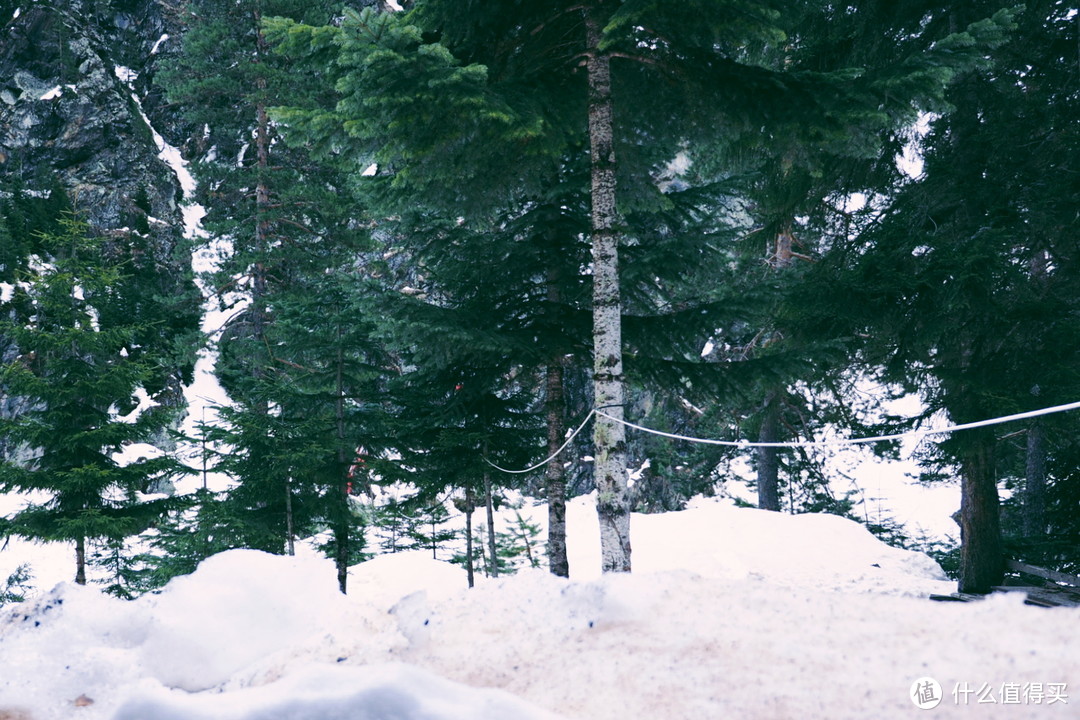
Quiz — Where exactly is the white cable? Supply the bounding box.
[483,409,596,474]
[596,399,1080,450]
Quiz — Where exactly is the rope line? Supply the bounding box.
[596,399,1080,449]
[484,399,1080,473]
[482,409,596,474]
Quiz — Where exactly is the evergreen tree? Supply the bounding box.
[0,217,184,585]
[160,1,385,584]
[0,564,33,607]
[268,1,1017,573]
[260,270,394,591]
[797,2,1076,593]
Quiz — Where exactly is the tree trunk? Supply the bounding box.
[586,1,631,574]
[1023,421,1047,538]
[1023,249,1050,540]
[483,467,499,578]
[284,479,296,556]
[545,265,570,577]
[757,392,781,511]
[252,7,271,350]
[464,485,476,588]
[334,341,349,594]
[957,429,1004,593]
[74,535,86,586]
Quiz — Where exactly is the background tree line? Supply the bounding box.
[0,0,1076,597]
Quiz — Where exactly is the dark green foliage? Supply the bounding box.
[136,490,256,590]
[0,564,33,606]
[0,177,70,282]
[0,217,187,582]
[449,505,543,576]
[90,538,152,599]
[790,1,1079,589]
[404,501,458,560]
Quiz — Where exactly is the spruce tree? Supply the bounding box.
[268,1,1018,573]
[796,2,1075,593]
[0,217,184,585]
[160,0,382,576]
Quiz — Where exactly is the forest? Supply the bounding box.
[0,0,1078,606]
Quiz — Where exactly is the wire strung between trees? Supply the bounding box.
[485,399,1080,474]
[482,409,598,474]
[595,399,1080,449]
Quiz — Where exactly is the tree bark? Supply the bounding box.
[957,429,1004,593]
[464,485,476,588]
[334,340,349,594]
[757,392,781,512]
[545,359,570,577]
[1023,421,1047,538]
[586,1,631,573]
[483,466,499,577]
[284,478,296,556]
[545,265,570,577]
[75,535,86,586]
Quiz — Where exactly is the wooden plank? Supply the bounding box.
[991,585,1042,593]
[929,592,986,603]
[992,585,1080,608]
[1005,560,1080,587]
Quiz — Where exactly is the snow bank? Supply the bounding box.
[0,501,1076,720]
[114,663,564,720]
[566,494,949,595]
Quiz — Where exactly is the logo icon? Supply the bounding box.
[911,677,943,710]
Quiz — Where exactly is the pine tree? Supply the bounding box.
[0,217,184,585]
[0,564,33,607]
[268,2,1019,573]
[160,0,382,581]
[260,270,394,592]
[796,2,1075,593]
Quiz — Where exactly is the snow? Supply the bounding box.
[150,34,169,55]
[38,86,62,101]
[1,497,1076,720]
[111,63,239,492]
[898,113,934,179]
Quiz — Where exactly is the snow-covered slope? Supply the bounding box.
[1,497,1076,720]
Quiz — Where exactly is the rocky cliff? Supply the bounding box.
[1,0,200,451]
[1,0,190,229]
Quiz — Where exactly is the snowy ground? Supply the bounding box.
[1,495,1076,720]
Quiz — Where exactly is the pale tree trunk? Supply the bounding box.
[483,466,499,578]
[1023,249,1050,539]
[75,535,86,586]
[545,360,570,577]
[284,480,296,556]
[586,2,631,573]
[545,266,570,577]
[957,429,1004,594]
[757,392,781,512]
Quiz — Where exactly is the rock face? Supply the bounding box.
[0,0,200,455]
[1,0,184,230]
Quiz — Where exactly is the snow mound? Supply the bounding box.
[349,549,468,610]
[140,549,361,691]
[114,662,564,720]
[1,502,1077,720]
[569,495,950,595]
